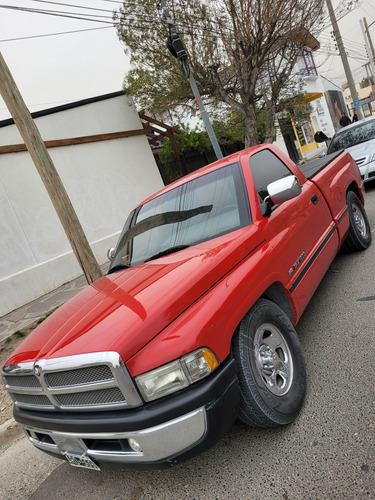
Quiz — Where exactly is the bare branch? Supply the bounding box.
[115,0,325,146]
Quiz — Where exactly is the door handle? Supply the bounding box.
[311,194,319,205]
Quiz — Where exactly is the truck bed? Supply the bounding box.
[298,151,344,179]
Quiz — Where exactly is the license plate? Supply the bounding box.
[64,452,100,471]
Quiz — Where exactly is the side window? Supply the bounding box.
[249,149,293,201]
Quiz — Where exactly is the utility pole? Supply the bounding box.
[361,17,375,79]
[0,52,102,284]
[326,0,363,119]
[157,1,223,160]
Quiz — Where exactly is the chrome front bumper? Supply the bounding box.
[22,407,207,465]
[359,160,375,182]
[13,358,240,468]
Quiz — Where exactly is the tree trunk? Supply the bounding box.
[263,103,276,144]
[244,106,259,148]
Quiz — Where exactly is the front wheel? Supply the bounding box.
[232,299,306,427]
[342,191,371,252]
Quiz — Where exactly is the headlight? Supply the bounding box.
[135,348,219,402]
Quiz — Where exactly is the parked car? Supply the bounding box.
[326,115,375,183]
[2,144,371,470]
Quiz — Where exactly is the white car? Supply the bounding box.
[326,115,375,183]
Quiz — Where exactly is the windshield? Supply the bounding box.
[327,119,375,153]
[109,162,250,269]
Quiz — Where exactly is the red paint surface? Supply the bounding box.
[5,145,364,378]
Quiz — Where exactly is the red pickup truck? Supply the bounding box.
[2,144,371,470]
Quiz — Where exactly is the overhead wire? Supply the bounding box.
[0,26,111,43]
[0,2,228,44]
[0,4,115,23]
[0,0,372,113]
[0,1,159,40]
[0,1,336,41]
[0,0,359,50]
[30,0,114,13]
[1,0,373,70]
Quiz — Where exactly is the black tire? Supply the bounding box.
[232,299,306,427]
[342,191,371,252]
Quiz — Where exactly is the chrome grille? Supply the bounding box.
[4,374,41,389]
[355,157,366,167]
[55,387,125,407]
[2,352,142,412]
[45,365,113,388]
[11,393,54,408]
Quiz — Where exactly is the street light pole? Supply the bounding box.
[186,69,224,161]
[158,1,223,160]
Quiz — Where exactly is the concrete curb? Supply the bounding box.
[0,417,24,453]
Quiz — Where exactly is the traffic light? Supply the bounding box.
[166,29,187,61]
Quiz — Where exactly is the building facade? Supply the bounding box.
[274,49,349,162]
[343,82,375,118]
[0,92,164,316]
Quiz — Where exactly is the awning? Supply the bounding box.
[296,92,323,104]
[276,92,324,112]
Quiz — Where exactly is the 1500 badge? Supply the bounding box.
[289,252,306,275]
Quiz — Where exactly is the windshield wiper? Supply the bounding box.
[144,245,190,263]
[107,263,131,275]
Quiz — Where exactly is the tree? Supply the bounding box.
[213,111,246,146]
[114,0,324,147]
[158,125,211,180]
[212,108,272,145]
[158,125,211,166]
[360,76,374,88]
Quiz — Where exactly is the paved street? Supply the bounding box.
[1,184,374,500]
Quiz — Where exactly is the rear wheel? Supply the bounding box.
[232,299,306,427]
[343,191,371,252]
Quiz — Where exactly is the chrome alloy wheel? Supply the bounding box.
[352,201,367,237]
[254,323,294,396]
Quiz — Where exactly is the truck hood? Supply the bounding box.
[6,227,263,366]
[346,137,375,163]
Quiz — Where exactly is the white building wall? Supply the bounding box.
[273,129,290,156]
[0,93,164,316]
[306,75,344,137]
[304,75,340,138]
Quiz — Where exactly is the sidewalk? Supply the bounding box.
[0,264,108,344]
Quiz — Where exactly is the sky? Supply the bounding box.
[315,0,375,87]
[0,0,130,121]
[0,0,375,122]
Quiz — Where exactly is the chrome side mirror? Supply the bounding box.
[267,175,302,204]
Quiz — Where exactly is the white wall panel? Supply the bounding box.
[0,93,163,315]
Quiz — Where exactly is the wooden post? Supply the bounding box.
[0,52,102,283]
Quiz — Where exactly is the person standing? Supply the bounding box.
[339,112,351,127]
[352,112,358,122]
